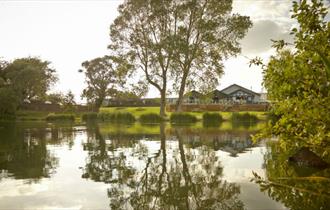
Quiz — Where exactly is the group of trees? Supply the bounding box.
[0,57,58,116]
[0,57,78,116]
[252,0,330,152]
[81,0,252,117]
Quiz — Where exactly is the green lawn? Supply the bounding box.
[99,107,160,118]
[7,107,267,122]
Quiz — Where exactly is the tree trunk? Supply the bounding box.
[175,70,189,112]
[94,97,104,112]
[159,90,167,118]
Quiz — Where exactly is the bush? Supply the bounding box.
[0,87,19,117]
[139,113,163,124]
[170,113,197,124]
[267,110,282,126]
[231,112,258,128]
[45,113,75,122]
[202,112,223,127]
[81,112,98,121]
[98,112,135,123]
[231,112,258,123]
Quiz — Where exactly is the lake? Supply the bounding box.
[0,121,329,210]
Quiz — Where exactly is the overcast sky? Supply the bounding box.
[0,0,319,102]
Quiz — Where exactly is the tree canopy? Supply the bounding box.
[0,57,57,116]
[253,0,330,154]
[80,56,132,111]
[3,57,57,102]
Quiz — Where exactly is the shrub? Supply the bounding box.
[202,112,223,127]
[170,113,197,124]
[81,112,98,121]
[0,87,19,117]
[231,112,258,128]
[267,110,282,126]
[45,113,75,122]
[98,112,135,123]
[231,112,258,123]
[139,113,163,124]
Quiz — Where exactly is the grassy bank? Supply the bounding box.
[99,107,268,121]
[2,107,268,123]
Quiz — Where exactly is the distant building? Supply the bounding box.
[207,89,229,103]
[220,84,261,104]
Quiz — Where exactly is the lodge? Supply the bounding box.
[168,84,266,105]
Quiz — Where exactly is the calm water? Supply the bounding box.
[0,121,329,210]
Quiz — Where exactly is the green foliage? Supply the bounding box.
[0,57,57,116]
[139,113,163,124]
[0,87,20,117]
[81,112,98,122]
[231,112,258,129]
[202,112,223,127]
[231,112,258,123]
[98,112,136,123]
[80,56,132,111]
[45,113,75,122]
[259,0,330,152]
[3,57,57,102]
[170,113,197,124]
[62,91,76,112]
[46,92,64,105]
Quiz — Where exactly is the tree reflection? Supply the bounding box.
[82,123,136,184]
[0,123,59,181]
[251,142,330,210]
[82,123,244,209]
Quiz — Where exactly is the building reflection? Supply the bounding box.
[168,127,255,157]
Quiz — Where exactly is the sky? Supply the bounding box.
[0,0,321,102]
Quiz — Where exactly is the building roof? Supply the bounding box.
[208,89,229,98]
[220,84,261,96]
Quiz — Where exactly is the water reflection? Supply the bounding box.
[252,141,330,210]
[82,123,248,209]
[1,121,329,209]
[0,123,58,181]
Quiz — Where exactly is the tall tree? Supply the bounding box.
[109,0,251,115]
[80,56,131,111]
[109,0,179,118]
[3,57,57,103]
[171,0,252,111]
